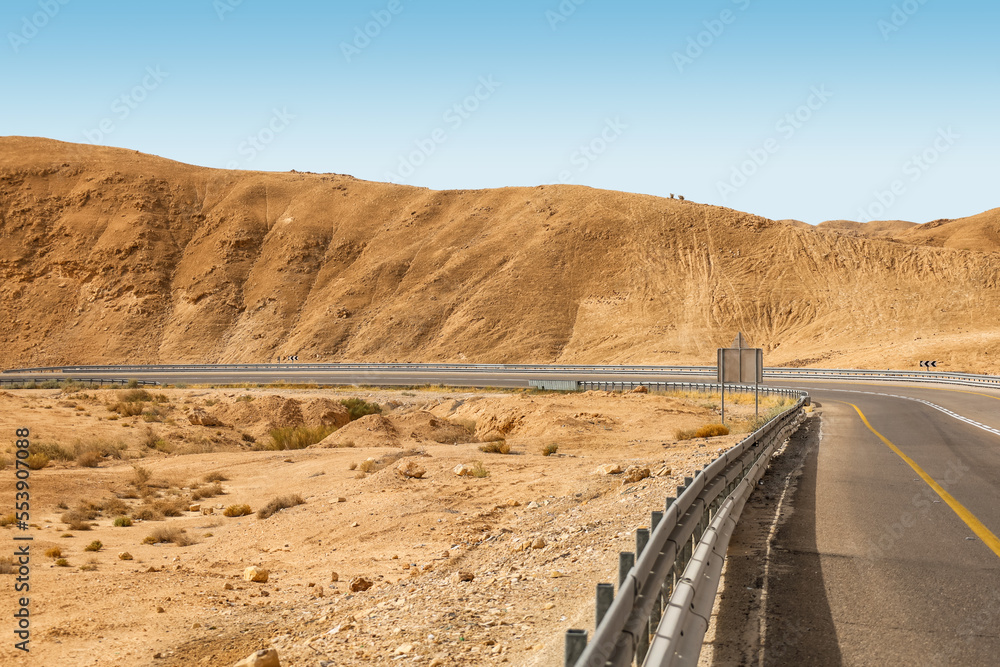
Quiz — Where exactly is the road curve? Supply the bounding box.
[711,380,1000,666]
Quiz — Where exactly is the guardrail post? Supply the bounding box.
[636,528,649,558]
[596,583,614,626]
[651,510,663,531]
[619,552,634,588]
[565,629,588,666]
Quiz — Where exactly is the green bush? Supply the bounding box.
[542,443,559,456]
[25,453,49,470]
[84,540,103,552]
[113,516,133,527]
[223,504,252,517]
[340,398,382,421]
[478,440,511,454]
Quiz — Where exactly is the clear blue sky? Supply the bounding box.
[1,0,996,223]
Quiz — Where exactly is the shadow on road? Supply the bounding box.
[709,413,843,666]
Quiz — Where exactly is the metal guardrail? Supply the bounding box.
[564,392,808,667]
[4,364,999,388]
[0,377,159,387]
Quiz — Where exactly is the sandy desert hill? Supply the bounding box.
[2,136,1000,373]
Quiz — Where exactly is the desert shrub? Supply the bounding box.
[478,440,511,455]
[0,513,16,527]
[236,394,254,402]
[45,547,63,559]
[241,433,256,443]
[203,472,228,483]
[340,398,381,421]
[79,563,97,572]
[357,458,377,473]
[84,540,103,552]
[29,442,74,461]
[223,504,252,517]
[144,525,195,546]
[141,406,168,422]
[191,482,224,500]
[109,401,145,417]
[152,498,187,517]
[55,558,70,567]
[471,461,489,478]
[694,423,730,438]
[267,425,336,451]
[203,398,219,407]
[113,516,133,527]
[100,497,129,516]
[120,389,152,403]
[130,506,164,522]
[76,449,103,468]
[257,494,305,519]
[25,453,50,470]
[65,519,91,531]
[542,443,559,456]
[132,465,152,486]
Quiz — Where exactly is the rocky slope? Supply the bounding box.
[2,137,1000,373]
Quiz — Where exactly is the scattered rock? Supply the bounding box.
[453,464,474,477]
[234,648,280,667]
[549,570,565,578]
[330,572,339,582]
[335,497,347,503]
[630,385,649,393]
[531,537,546,549]
[349,576,373,592]
[526,501,539,509]
[156,606,165,613]
[188,408,223,427]
[544,602,555,610]
[397,460,426,479]
[394,644,414,655]
[118,552,133,561]
[224,582,234,590]
[596,463,623,475]
[622,466,651,484]
[453,571,475,582]
[244,566,269,583]
[505,499,520,507]
[189,504,201,512]
[202,507,215,515]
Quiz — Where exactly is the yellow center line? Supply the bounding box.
[847,402,1000,559]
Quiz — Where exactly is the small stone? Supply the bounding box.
[189,504,201,512]
[156,606,165,613]
[596,464,623,475]
[118,552,133,561]
[351,521,359,528]
[330,572,339,582]
[187,408,223,427]
[622,466,651,484]
[531,537,546,549]
[630,385,649,393]
[544,602,555,610]
[526,502,539,509]
[224,582,234,590]
[336,497,347,503]
[244,566,270,583]
[505,499,520,507]
[233,648,281,667]
[549,570,564,578]
[453,464,474,477]
[202,507,215,515]
[397,460,426,479]
[455,571,474,582]
[192,622,201,629]
[349,576,373,592]
[394,644,414,655]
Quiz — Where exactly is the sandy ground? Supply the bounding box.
[0,385,790,666]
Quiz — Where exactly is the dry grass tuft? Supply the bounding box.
[223,504,252,517]
[266,425,336,450]
[478,440,511,454]
[542,443,559,456]
[257,494,305,519]
[144,525,196,546]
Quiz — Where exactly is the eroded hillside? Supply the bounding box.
[2,137,1000,372]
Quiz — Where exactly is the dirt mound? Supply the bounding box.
[316,413,400,448]
[4,137,1000,373]
[817,219,918,237]
[392,411,475,444]
[210,395,349,437]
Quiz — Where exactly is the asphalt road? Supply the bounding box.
[713,381,1000,666]
[5,366,999,663]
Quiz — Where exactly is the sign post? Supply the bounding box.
[717,333,764,425]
